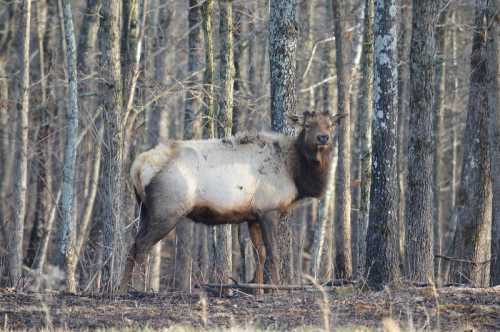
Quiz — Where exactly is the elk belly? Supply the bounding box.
[195,163,257,212]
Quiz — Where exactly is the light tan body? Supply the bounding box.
[131,133,299,224]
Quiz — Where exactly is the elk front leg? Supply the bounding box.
[259,211,282,286]
[248,222,266,294]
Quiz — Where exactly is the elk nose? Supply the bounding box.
[317,134,329,144]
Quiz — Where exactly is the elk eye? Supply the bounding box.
[304,124,311,129]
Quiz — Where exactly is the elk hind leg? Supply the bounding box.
[120,216,179,292]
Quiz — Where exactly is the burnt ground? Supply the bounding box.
[0,286,499,331]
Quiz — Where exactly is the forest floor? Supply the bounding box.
[0,285,499,331]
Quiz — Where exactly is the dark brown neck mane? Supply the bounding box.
[293,131,333,199]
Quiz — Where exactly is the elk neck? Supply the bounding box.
[292,130,333,199]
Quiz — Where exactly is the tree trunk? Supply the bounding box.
[144,0,170,293]
[396,0,411,262]
[58,0,102,292]
[56,0,79,293]
[268,0,297,283]
[202,0,216,139]
[269,0,297,134]
[331,0,352,281]
[449,0,492,287]
[232,1,247,280]
[486,0,499,286]
[298,0,314,110]
[198,0,215,282]
[365,0,401,290]
[148,0,171,145]
[404,0,438,284]
[432,8,448,283]
[311,146,338,280]
[355,0,373,279]
[232,0,243,133]
[98,0,124,292]
[8,0,32,287]
[0,2,14,238]
[24,0,50,270]
[442,12,461,275]
[211,0,234,286]
[294,0,314,285]
[123,0,147,155]
[77,0,100,76]
[174,0,202,291]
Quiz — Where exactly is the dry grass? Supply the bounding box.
[0,286,498,331]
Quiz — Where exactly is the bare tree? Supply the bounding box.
[98,0,124,291]
[331,0,352,280]
[202,0,216,139]
[174,0,203,291]
[311,0,337,282]
[24,0,49,269]
[123,0,148,156]
[268,0,297,284]
[449,0,492,287]
[197,0,215,281]
[355,0,374,278]
[365,0,401,290]
[56,0,79,293]
[432,6,448,282]
[144,0,171,292]
[211,0,234,286]
[404,0,438,283]
[396,0,411,260]
[486,0,499,286]
[8,0,32,286]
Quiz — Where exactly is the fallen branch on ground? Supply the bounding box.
[435,254,493,266]
[197,282,356,291]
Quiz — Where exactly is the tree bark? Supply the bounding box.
[56,0,80,293]
[198,0,215,282]
[98,0,124,292]
[404,0,438,283]
[183,0,203,141]
[8,0,32,286]
[212,0,234,286]
[268,0,297,283]
[269,0,297,134]
[331,0,352,281]
[355,0,373,279]
[432,8,448,283]
[232,0,243,133]
[311,147,338,280]
[396,0,411,262]
[144,0,170,292]
[486,0,499,286]
[24,0,50,270]
[123,0,148,153]
[449,0,492,287]
[202,0,216,139]
[365,0,401,290]
[77,0,100,76]
[174,0,202,291]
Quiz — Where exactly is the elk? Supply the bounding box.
[119,111,344,292]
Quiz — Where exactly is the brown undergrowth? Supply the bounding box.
[0,286,498,331]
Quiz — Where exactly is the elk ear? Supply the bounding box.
[287,113,301,124]
[330,113,348,123]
